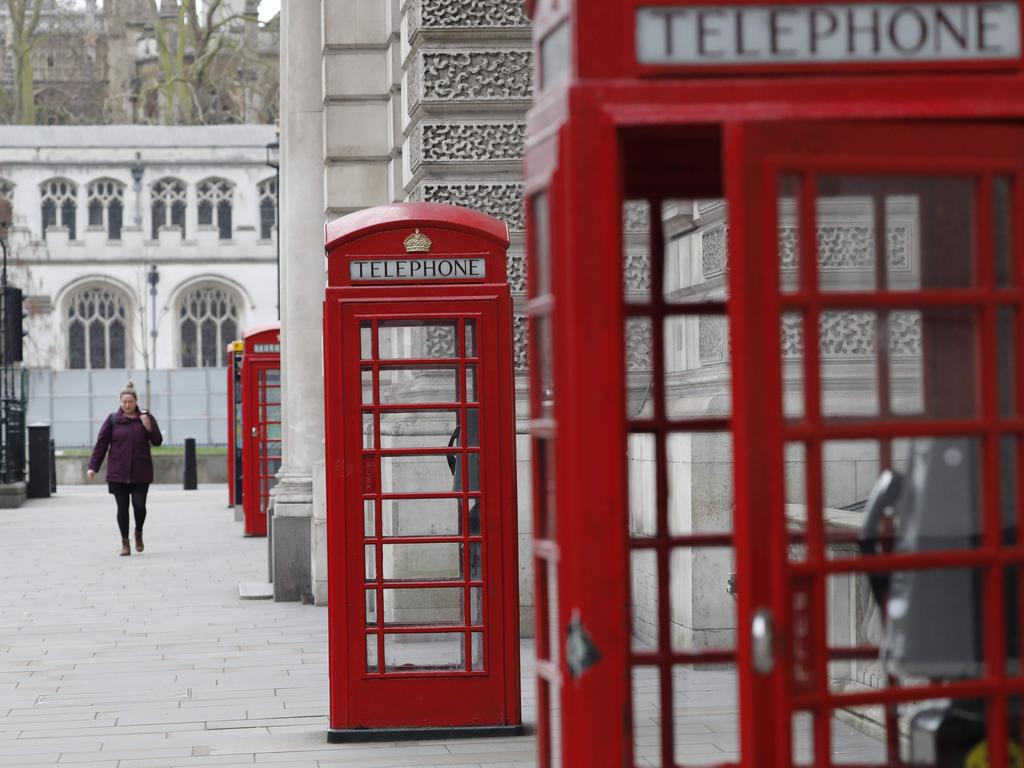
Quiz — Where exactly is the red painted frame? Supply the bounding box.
[241,323,280,537]
[226,339,244,509]
[524,1,1024,766]
[323,203,522,737]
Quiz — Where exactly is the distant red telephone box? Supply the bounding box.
[524,0,1024,766]
[323,203,522,741]
[241,324,280,537]
[226,339,244,516]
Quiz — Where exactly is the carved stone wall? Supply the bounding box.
[412,181,525,233]
[409,121,526,172]
[408,49,533,114]
[408,0,530,38]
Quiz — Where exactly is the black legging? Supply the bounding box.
[114,485,149,539]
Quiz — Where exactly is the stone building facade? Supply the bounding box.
[276,1,532,613]
[0,124,278,378]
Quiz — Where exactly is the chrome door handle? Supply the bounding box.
[751,608,775,675]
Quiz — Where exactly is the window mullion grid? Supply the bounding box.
[796,171,832,767]
[977,173,1010,768]
[458,317,473,671]
[370,320,386,674]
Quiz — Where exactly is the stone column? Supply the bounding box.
[401,0,534,632]
[269,0,324,601]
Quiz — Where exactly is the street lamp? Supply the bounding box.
[265,132,280,319]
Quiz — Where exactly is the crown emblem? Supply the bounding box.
[403,229,432,253]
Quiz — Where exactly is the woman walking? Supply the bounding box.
[87,381,163,556]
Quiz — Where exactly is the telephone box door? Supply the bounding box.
[242,358,281,537]
[329,298,519,730]
[727,120,1024,766]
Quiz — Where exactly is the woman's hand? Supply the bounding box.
[140,413,152,431]
[87,469,96,481]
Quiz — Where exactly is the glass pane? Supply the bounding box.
[366,635,379,673]
[666,199,728,304]
[671,547,735,652]
[623,199,651,305]
[471,632,484,671]
[999,307,1017,418]
[360,321,372,359]
[782,313,804,419]
[626,317,654,418]
[361,368,373,405]
[378,366,458,404]
[995,176,1014,287]
[378,410,458,450]
[364,544,376,581]
[632,667,659,766]
[381,542,462,582]
[630,549,657,652]
[672,664,739,765]
[667,432,733,536]
[470,587,483,625]
[362,412,375,449]
[382,587,463,627]
[380,497,462,537]
[364,499,375,537]
[532,192,551,299]
[380,453,459,494]
[384,633,464,672]
[465,319,477,357]
[817,175,975,292]
[628,432,657,538]
[465,366,478,402]
[469,542,482,580]
[365,589,377,626]
[779,175,799,293]
[534,315,555,419]
[377,320,457,360]
[889,309,976,419]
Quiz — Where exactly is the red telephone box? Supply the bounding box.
[525,1,1024,766]
[227,339,244,516]
[241,324,281,537]
[323,203,522,741]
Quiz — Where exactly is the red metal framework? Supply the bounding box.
[524,1,1024,766]
[241,323,280,537]
[323,203,521,741]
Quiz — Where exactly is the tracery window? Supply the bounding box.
[41,178,77,239]
[87,179,125,240]
[197,178,233,240]
[258,177,277,240]
[66,284,130,369]
[179,284,240,367]
[151,177,187,239]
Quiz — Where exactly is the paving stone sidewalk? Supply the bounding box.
[0,485,886,767]
[0,486,536,768]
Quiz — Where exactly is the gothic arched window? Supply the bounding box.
[178,284,240,367]
[66,284,130,369]
[257,177,277,240]
[197,178,233,240]
[151,177,187,239]
[87,179,125,240]
[41,178,77,239]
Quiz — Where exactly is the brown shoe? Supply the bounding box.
[120,538,131,556]
[134,529,144,553]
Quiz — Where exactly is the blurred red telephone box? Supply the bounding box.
[241,323,280,537]
[523,0,1024,766]
[226,339,244,518]
[322,202,522,741]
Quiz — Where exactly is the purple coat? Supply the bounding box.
[88,409,163,484]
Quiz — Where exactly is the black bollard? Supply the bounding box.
[183,438,198,490]
[26,423,51,498]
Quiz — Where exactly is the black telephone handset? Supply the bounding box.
[859,469,904,606]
